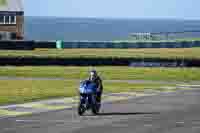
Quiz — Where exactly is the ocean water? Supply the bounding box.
[25,17,200,41]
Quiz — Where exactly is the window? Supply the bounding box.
[10,16,16,24]
[5,16,9,24]
[0,15,16,25]
[0,16,4,24]
[11,32,17,39]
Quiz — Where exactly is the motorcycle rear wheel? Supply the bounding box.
[92,103,101,115]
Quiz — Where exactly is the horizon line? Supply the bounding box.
[24,15,200,21]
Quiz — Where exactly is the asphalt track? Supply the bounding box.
[1,89,200,133]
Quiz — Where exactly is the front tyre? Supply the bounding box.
[78,104,85,116]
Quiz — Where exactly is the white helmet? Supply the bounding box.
[89,70,97,81]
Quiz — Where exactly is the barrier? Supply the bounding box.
[62,41,200,48]
[0,57,199,67]
[0,40,34,50]
[0,40,200,50]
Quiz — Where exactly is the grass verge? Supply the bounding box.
[0,79,173,105]
[0,66,200,82]
[0,48,200,60]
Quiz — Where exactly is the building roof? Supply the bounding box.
[0,0,23,12]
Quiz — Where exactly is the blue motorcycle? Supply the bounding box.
[78,80,101,116]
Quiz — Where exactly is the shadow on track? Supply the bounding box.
[98,112,159,116]
[84,112,159,116]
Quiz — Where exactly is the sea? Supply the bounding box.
[24,17,200,41]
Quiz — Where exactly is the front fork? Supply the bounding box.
[80,94,96,109]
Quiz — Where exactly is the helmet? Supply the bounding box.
[89,69,97,81]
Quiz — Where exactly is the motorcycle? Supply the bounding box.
[78,80,101,116]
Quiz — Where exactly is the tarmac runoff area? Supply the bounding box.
[0,85,200,132]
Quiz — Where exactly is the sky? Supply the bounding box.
[24,0,200,19]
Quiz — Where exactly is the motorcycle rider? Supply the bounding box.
[88,70,103,104]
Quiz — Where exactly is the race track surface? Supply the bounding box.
[1,89,200,133]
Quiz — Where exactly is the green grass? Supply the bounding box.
[0,48,200,60]
[0,80,77,105]
[0,79,173,105]
[0,66,200,82]
[0,0,6,5]
[0,66,197,105]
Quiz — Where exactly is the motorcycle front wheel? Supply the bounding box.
[78,103,85,116]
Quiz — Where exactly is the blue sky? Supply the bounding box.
[24,0,199,19]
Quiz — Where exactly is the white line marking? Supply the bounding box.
[177,85,200,87]
[144,124,153,127]
[16,119,77,123]
[176,121,185,124]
